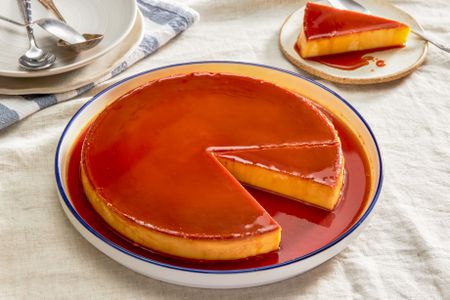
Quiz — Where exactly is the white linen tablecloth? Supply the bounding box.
[1,0,449,298]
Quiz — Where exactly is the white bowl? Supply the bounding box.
[55,61,383,289]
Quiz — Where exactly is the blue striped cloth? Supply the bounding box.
[0,0,199,130]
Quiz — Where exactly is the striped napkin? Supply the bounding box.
[0,0,199,130]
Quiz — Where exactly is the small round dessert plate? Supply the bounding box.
[0,10,144,95]
[279,0,428,84]
[55,61,383,289]
[0,0,136,78]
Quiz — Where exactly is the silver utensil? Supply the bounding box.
[56,33,103,52]
[328,0,450,53]
[18,0,55,70]
[0,10,102,52]
[0,15,85,44]
[1,14,103,52]
[37,0,66,23]
[38,0,104,52]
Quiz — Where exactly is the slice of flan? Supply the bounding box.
[215,144,344,211]
[81,73,344,261]
[297,2,410,58]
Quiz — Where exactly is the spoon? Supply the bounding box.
[0,15,85,43]
[18,0,55,70]
[0,11,102,51]
[37,0,66,23]
[37,0,104,52]
[328,0,450,52]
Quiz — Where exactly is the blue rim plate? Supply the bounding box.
[55,61,383,285]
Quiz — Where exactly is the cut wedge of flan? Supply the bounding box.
[297,2,410,58]
[215,144,344,211]
[81,73,345,261]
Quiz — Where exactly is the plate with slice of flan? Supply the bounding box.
[55,61,383,288]
[280,0,427,84]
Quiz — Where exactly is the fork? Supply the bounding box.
[328,0,450,52]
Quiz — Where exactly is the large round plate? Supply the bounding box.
[0,10,144,95]
[279,0,427,84]
[0,0,136,78]
[55,62,383,289]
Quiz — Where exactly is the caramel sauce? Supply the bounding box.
[376,60,386,67]
[66,74,372,270]
[295,44,400,70]
[308,48,374,70]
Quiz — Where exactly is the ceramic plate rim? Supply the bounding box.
[279,0,428,84]
[0,0,137,78]
[54,61,384,274]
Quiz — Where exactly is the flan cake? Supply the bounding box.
[81,73,344,261]
[297,2,410,58]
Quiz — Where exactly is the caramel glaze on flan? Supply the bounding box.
[81,73,345,261]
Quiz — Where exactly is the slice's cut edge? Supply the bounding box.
[81,163,281,261]
[298,27,410,58]
[214,143,345,211]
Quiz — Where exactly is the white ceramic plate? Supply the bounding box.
[55,62,383,289]
[0,10,143,95]
[0,0,136,78]
[279,0,428,84]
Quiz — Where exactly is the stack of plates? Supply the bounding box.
[0,0,139,95]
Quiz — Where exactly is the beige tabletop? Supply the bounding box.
[1,0,449,299]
